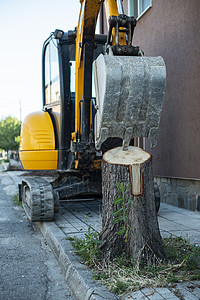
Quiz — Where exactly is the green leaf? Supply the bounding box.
[116,228,126,235]
[112,207,123,216]
[125,199,133,213]
[125,226,130,238]
[113,197,123,205]
[113,216,124,224]
[94,240,102,244]
[126,198,133,206]
[116,182,124,194]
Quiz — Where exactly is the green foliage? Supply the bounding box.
[0,116,21,151]
[111,280,130,294]
[13,194,22,208]
[162,235,200,278]
[112,183,133,243]
[67,221,101,267]
[139,235,200,284]
[15,136,21,144]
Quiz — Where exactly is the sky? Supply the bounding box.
[0,0,80,121]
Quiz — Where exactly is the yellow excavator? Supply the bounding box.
[19,0,166,221]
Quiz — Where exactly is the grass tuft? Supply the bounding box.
[67,223,101,267]
[13,193,22,208]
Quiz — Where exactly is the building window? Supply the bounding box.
[128,0,151,19]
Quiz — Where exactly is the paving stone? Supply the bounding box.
[125,290,147,299]
[186,285,200,298]
[145,292,164,299]
[155,288,179,299]
[159,214,200,226]
[171,282,200,300]
[158,219,191,232]
[140,288,156,296]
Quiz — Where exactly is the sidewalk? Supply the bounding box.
[1,169,200,300]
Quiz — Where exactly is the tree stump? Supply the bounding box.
[99,146,165,264]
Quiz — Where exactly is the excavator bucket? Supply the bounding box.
[93,54,166,150]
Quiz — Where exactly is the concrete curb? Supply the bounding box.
[36,221,119,300]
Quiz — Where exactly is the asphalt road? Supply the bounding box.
[0,169,74,300]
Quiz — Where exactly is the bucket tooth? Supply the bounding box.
[93,54,166,150]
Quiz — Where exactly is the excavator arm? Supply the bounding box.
[72,0,143,169]
[74,0,102,142]
[72,0,123,167]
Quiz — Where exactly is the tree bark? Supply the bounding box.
[100,146,165,264]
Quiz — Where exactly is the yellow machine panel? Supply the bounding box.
[19,111,58,170]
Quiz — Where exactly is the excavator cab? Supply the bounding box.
[20,30,107,171]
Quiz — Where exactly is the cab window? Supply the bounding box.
[44,40,61,105]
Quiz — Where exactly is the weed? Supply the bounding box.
[162,235,200,281]
[112,183,133,245]
[13,193,23,208]
[112,280,129,294]
[58,226,65,229]
[67,220,101,267]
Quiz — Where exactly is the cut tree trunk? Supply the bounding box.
[99,146,165,264]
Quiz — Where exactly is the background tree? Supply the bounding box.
[0,116,21,153]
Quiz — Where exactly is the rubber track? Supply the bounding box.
[22,176,54,222]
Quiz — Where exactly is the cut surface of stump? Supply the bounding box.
[100,146,165,264]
